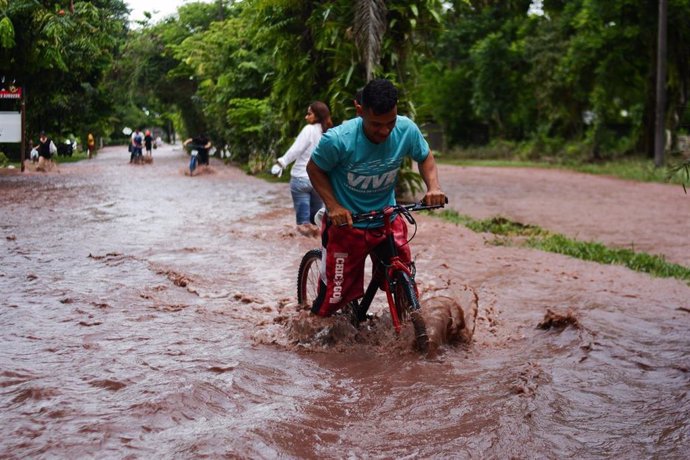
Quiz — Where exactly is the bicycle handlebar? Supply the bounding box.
[350,197,448,225]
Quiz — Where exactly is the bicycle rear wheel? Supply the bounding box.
[297,249,322,308]
[392,271,429,352]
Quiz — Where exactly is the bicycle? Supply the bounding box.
[297,200,446,352]
[185,143,206,176]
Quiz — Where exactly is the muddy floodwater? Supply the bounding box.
[1,145,689,458]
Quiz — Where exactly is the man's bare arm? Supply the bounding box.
[306,159,353,227]
[417,150,446,206]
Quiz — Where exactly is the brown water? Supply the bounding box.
[1,145,689,458]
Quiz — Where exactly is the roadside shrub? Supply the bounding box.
[225,98,280,167]
[444,139,520,160]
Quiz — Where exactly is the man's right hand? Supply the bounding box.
[327,204,353,228]
[306,160,351,225]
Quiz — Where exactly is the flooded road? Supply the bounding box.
[1,145,689,458]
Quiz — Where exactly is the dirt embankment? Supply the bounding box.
[438,164,689,267]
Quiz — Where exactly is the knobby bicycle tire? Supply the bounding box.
[297,249,322,308]
[392,270,429,353]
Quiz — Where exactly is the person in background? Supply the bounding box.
[144,130,153,157]
[36,131,57,172]
[183,134,212,166]
[272,101,333,237]
[87,133,96,159]
[130,127,144,163]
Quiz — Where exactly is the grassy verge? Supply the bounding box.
[436,209,690,283]
[253,171,290,183]
[53,152,90,164]
[1,151,91,170]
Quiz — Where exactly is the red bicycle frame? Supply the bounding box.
[378,206,418,334]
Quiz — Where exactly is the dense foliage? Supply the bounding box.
[0,0,129,149]
[417,0,690,162]
[2,0,690,167]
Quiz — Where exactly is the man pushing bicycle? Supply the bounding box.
[306,78,446,317]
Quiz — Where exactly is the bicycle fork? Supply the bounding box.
[384,259,418,334]
[353,209,420,333]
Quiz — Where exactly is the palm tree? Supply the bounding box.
[353,0,387,82]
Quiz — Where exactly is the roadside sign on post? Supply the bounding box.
[0,111,22,142]
[0,85,24,171]
[0,87,22,100]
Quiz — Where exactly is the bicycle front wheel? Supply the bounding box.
[297,249,322,308]
[189,156,197,175]
[392,271,429,352]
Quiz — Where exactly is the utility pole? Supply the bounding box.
[654,0,667,167]
[20,88,25,172]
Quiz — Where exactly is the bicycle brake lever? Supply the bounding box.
[401,207,416,225]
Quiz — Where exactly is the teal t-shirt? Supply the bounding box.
[311,116,429,226]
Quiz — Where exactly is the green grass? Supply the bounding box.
[438,212,546,237]
[53,152,90,163]
[531,234,690,280]
[436,209,690,283]
[0,151,91,169]
[253,170,290,183]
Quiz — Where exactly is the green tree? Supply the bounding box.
[250,0,442,136]
[104,3,221,143]
[169,3,274,158]
[0,0,129,147]
[420,0,690,161]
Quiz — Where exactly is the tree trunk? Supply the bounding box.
[639,67,657,157]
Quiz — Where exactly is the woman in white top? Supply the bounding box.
[274,101,333,236]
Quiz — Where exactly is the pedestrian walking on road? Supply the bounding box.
[87,133,96,159]
[144,130,153,157]
[36,131,57,172]
[273,101,332,237]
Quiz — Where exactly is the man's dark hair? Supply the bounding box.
[361,79,398,115]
